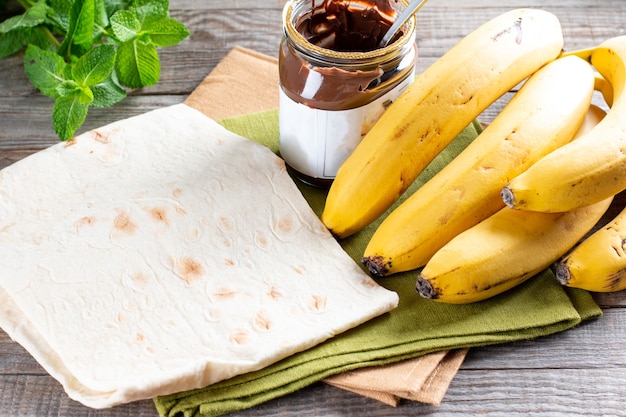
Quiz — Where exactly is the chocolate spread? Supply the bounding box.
[297,0,398,52]
[280,0,406,110]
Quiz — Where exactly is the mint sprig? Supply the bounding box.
[1,0,189,140]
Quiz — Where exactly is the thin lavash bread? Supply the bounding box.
[0,103,398,408]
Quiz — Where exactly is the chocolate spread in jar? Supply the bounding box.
[280,0,407,111]
[279,0,416,187]
[297,0,398,52]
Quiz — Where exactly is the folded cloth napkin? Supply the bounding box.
[183,45,467,406]
[184,47,280,120]
[324,348,468,407]
[154,47,602,417]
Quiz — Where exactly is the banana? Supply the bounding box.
[556,203,626,292]
[415,197,613,304]
[561,47,613,106]
[361,55,595,277]
[572,103,607,138]
[502,36,626,213]
[321,9,564,238]
[594,72,614,107]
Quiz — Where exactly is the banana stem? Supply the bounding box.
[501,186,516,208]
[416,275,438,299]
[555,263,571,285]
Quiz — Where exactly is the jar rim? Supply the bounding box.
[283,0,416,61]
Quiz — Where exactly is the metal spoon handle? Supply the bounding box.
[379,0,429,48]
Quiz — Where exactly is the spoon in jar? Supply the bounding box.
[379,0,430,48]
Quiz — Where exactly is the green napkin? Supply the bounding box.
[154,109,601,417]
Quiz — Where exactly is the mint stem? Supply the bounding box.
[16,0,34,11]
[13,0,60,48]
[42,27,61,48]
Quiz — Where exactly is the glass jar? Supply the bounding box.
[279,0,417,187]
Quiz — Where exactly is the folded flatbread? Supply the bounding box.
[0,103,398,408]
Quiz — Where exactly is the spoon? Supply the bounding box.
[379,0,430,48]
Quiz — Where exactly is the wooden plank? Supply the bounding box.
[464,309,626,369]
[0,374,157,417]
[1,368,625,417]
[4,5,625,97]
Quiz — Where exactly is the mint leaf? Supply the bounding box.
[110,9,141,42]
[91,72,126,107]
[47,0,73,31]
[24,44,68,98]
[132,0,169,26]
[72,43,116,86]
[133,0,169,15]
[93,0,110,39]
[55,79,80,96]
[58,0,96,60]
[52,94,90,140]
[0,29,31,58]
[144,17,188,47]
[0,0,189,141]
[78,86,95,104]
[0,2,48,33]
[55,80,95,104]
[104,0,129,17]
[115,38,159,88]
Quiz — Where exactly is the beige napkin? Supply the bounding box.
[184,45,465,407]
[324,348,468,406]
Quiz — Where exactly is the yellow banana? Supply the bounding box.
[321,9,564,238]
[594,72,614,107]
[556,203,626,292]
[361,55,594,277]
[502,36,626,212]
[573,104,608,138]
[415,197,613,304]
[561,47,613,105]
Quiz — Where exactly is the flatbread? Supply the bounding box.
[0,103,398,408]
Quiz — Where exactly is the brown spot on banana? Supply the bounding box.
[514,17,523,44]
[491,17,523,44]
[460,95,474,106]
[612,244,621,257]
[607,270,626,291]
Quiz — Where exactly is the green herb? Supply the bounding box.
[0,0,189,140]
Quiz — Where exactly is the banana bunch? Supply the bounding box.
[495,35,626,296]
[362,55,595,277]
[319,7,626,302]
[413,34,626,302]
[414,103,610,304]
[502,35,626,212]
[321,9,565,238]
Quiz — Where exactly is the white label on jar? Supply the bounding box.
[279,74,414,181]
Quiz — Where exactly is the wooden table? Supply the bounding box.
[1,0,625,415]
